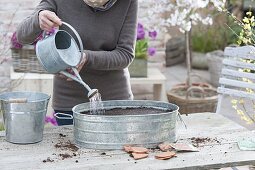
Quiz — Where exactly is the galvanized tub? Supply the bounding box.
[72,100,178,150]
[0,91,50,144]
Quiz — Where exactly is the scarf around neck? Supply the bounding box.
[83,0,117,11]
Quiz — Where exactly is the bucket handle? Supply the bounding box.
[177,112,187,129]
[8,98,27,103]
[54,112,74,120]
[42,22,84,62]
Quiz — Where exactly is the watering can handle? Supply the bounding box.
[42,22,84,62]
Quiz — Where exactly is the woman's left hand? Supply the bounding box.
[57,53,87,81]
[65,53,87,81]
[76,52,87,73]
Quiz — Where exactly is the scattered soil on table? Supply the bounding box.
[190,137,220,147]
[81,107,173,116]
[59,153,72,160]
[42,157,54,163]
[59,133,66,137]
[54,140,79,152]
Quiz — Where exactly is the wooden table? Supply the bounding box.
[1,113,254,170]
[130,68,167,101]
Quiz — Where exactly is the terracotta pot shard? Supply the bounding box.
[123,145,149,154]
[131,147,149,153]
[155,151,176,160]
[123,145,133,153]
[131,153,149,160]
[170,143,199,152]
[158,143,172,152]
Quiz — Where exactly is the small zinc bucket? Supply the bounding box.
[0,92,50,144]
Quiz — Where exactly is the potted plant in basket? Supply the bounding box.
[128,23,157,77]
[142,0,226,114]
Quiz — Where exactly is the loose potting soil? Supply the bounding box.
[81,107,173,116]
[54,140,79,152]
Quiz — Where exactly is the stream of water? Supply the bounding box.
[89,92,105,115]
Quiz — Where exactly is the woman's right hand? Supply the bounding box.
[39,10,62,31]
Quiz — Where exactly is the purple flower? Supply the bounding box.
[137,23,145,40]
[11,32,23,49]
[45,112,58,126]
[148,47,156,56]
[138,23,144,30]
[149,31,157,40]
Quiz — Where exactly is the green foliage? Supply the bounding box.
[0,123,4,131]
[236,11,255,45]
[191,14,242,53]
[135,39,148,59]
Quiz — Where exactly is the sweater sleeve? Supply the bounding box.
[16,0,57,44]
[84,0,138,71]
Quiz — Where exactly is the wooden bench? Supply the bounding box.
[130,67,167,101]
[10,67,168,107]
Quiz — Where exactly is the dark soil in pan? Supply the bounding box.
[81,107,173,116]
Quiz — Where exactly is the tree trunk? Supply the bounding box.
[185,30,192,87]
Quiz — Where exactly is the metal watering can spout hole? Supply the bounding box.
[36,22,98,99]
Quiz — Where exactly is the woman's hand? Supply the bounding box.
[39,10,62,31]
[76,53,87,73]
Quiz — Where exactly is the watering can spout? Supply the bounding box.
[88,89,98,99]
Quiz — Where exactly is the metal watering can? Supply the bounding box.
[36,22,98,98]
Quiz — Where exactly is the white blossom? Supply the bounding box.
[139,0,226,32]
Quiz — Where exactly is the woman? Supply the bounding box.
[16,0,138,125]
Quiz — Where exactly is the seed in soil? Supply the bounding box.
[81,107,173,116]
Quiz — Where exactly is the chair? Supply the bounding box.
[216,45,255,126]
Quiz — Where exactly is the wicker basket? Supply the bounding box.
[167,83,218,115]
[11,45,48,74]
